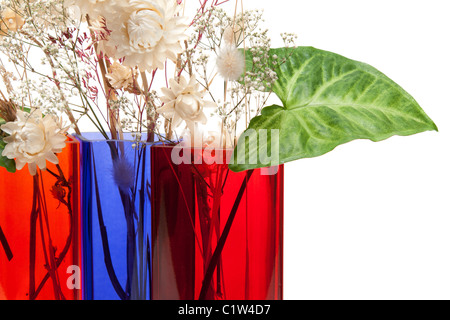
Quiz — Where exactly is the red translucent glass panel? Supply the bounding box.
[151,146,283,300]
[0,137,81,300]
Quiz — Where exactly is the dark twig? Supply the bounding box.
[0,225,13,261]
[198,170,254,300]
[31,165,74,300]
[92,148,128,300]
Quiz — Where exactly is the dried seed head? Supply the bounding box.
[0,100,17,123]
[216,45,245,81]
[112,156,135,191]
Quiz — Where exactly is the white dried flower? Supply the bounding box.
[203,130,232,149]
[105,61,135,90]
[157,75,216,132]
[216,45,245,81]
[0,8,25,38]
[88,16,116,57]
[222,25,242,46]
[65,0,108,18]
[1,110,68,176]
[179,128,232,153]
[106,0,189,71]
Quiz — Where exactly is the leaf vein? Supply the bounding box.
[307,69,360,105]
[284,56,316,102]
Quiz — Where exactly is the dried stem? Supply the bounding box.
[198,169,254,300]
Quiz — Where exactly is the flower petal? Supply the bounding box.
[28,163,37,176]
[45,152,59,165]
[35,157,47,170]
[0,122,18,135]
[15,159,26,170]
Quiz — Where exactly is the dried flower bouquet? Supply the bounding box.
[0,0,437,300]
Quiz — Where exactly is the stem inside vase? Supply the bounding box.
[90,140,152,300]
[0,225,13,261]
[197,169,254,300]
[28,164,75,300]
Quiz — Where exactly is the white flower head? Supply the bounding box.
[65,0,109,18]
[105,61,136,90]
[203,130,233,149]
[216,45,245,81]
[88,16,117,57]
[0,8,25,38]
[157,75,217,133]
[106,0,189,71]
[222,25,243,46]
[1,110,68,176]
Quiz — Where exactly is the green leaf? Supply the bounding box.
[1,118,15,173]
[0,140,15,173]
[229,46,438,172]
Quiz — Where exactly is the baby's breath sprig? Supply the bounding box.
[182,5,296,148]
[0,0,297,148]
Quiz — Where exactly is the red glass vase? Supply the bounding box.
[0,136,81,300]
[151,146,283,300]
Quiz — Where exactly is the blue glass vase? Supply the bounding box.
[78,133,152,300]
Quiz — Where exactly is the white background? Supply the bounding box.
[239,0,449,300]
